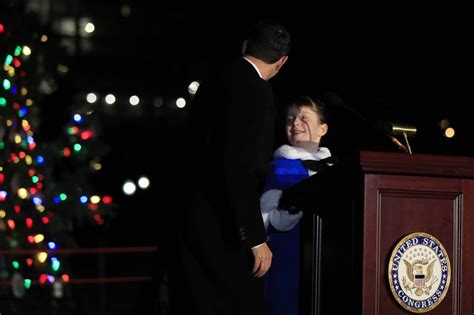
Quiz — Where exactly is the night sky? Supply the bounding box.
[31,1,471,246]
[2,0,472,259]
[1,2,472,313]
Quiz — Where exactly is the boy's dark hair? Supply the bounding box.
[286,96,328,124]
[245,20,291,64]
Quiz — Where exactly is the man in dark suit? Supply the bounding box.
[167,20,291,315]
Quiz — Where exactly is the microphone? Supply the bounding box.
[321,91,416,154]
[374,120,417,137]
[373,121,417,154]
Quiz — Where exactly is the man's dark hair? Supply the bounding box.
[245,20,291,64]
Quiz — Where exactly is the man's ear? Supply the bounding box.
[275,55,288,71]
[241,40,248,56]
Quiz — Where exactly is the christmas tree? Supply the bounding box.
[0,13,113,303]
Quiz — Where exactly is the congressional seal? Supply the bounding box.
[388,232,451,313]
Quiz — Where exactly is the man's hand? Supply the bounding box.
[251,243,272,278]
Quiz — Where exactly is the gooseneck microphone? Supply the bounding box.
[322,91,416,154]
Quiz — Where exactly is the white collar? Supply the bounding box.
[243,57,262,78]
[274,144,331,161]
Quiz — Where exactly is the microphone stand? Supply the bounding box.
[389,123,416,154]
[322,91,417,154]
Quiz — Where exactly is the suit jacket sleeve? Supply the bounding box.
[223,75,274,249]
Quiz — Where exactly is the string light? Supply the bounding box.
[32,197,43,206]
[176,97,186,108]
[3,78,11,90]
[24,279,32,289]
[105,94,116,105]
[1,35,113,295]
[36,155,45,164]
[22,46,32,56]
[51,257,60,271]
[444,127,455,138]
[123,180,136,195]
[86,93,98,103]
[18,188,28,199]
[84,22,95,34]
[5,55,13,65]
[63,147,71,157]
[7,219,15,229]
[188,81,200,94]
[39,274,48,284]
[14,46,22,56]
[73,114,82,123]
[34,234,45,243]
[81,130,92,140]
[129,95,140,106]
[37,252,48,263]
[90,195,100,204]
[138,176,150,189]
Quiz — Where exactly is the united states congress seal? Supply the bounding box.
[388,232,450,313]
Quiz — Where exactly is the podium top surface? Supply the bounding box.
[360,150,474,178]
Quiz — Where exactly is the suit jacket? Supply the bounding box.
[185,57,275,251]
[169,57,276,315]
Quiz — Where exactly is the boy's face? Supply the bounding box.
[286,105,328,149]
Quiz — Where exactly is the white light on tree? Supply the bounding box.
[22,46,32,56]
[188,81,200,94]
[105,94,116,105]
[123,180,137,195]
[176,98,186,108]
[84,22,95,34]
[129,95,140,106]
[138,176,150,189]
[90,195,100,204]
[87,93,98,103]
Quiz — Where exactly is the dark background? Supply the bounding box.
[2,1,473,314]
[89,1,472,246]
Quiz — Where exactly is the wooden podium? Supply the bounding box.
[286,151,474,315]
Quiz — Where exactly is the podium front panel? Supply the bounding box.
[363,173,472,315]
